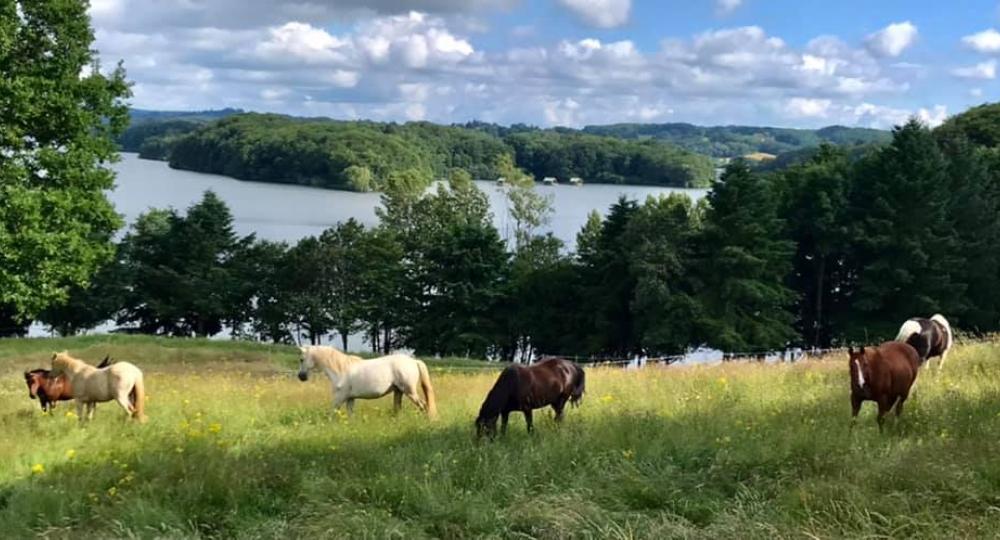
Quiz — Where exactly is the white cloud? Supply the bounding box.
[952,60,997,80]
[87,2,928,129]
[865,21,918,58]
[962,28,1000,53]
[715,0,743,15]
[970,87,984,98]
[785,97,832,118]
[556,0,631,28]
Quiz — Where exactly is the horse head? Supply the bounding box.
[475,415,498,440]
[297,346,313,382]
[24,370,46,400]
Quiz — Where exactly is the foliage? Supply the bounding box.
[696,162,797,352]
[0,0,130,325]
[583,122,891,157]
[935,102,1000,148]
[506,130,714,187]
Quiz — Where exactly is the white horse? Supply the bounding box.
[297,346,437,418]
[49,352,147,422]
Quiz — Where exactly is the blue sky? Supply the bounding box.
[89,0,1000,128]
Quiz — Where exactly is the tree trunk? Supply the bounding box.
[341,330,348,351]
[813,257,827,348]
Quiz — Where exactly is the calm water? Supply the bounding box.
[110,154,708,248]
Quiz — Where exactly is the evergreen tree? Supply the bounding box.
[778,145,852,347]
[696,162,796,354]
[577,197,640,356]
[843,120,965,340]
[625,194,702,355]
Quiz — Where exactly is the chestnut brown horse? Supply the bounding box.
[849,342,920,431]
[24,356,111,412]
[475,357,585,439]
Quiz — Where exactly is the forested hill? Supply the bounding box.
[118,109,892,192]
[581,123,891,157]
[122,113,716,191]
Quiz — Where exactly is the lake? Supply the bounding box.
[110,153,708,248]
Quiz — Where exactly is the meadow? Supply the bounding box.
[1,336,999,539]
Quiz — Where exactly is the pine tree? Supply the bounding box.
[843,120,965,340]
[778,145,852,347]
[696,162,796,354]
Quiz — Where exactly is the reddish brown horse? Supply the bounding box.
[475,357,585,439]
[849,343,920,431]
[24,356,111,412]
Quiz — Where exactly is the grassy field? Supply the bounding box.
[1,336,1000,538]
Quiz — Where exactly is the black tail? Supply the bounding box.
[569,365,586,407]
[97,355,112,369]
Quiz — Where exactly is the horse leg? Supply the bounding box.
[85,402,96,421]
[501,411,509,435]
[849,394,862,430]
[876,397,894,433]
[404,390,427,413]
[346,399,355,416]
[393,389,403,414]
[938,350,949,372]
[115,393,135,418]
[523,408,534,433]
[553,396,569,422]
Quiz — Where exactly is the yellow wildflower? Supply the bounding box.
[208,423,222,434]
[31,463,45,475]
[65,449,76,460]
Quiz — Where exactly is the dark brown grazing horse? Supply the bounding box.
[475,357,585,439]
[849,343,920,431]
[24,355,111,412]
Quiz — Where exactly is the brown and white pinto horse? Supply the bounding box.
[849,342,920,431]
[475,358,585,439]
[895,314,954,370]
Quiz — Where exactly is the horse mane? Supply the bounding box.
[51,352,90,375]
[305,346,362,374]
[477,366,518,423]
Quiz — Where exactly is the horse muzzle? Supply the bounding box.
[297,371,308,382]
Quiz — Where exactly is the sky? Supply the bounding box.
[89,0,1000,129]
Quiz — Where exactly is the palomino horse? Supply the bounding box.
[849,342,920,431]
[297,346,437,418]
[475,357,585,439]
[24,356,111,411]
[48,352,146,422]
[895,314,954,370]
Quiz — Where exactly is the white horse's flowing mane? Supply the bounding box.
[302,346,363,375]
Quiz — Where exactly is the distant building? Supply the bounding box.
[496,177,506,185]
[741,152,777,162]
[568,177,583,185]
[542,176,557,185]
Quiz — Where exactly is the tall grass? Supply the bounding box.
[1,337,999,538]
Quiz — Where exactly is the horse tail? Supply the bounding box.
[895,319,921,342]
[416,360,438,419]
[130,373,148,423]
[931,314,953,350]
[570,364,586,407]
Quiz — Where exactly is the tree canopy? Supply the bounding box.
[0,0,130,332]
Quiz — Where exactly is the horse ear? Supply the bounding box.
[847,346,854,355]
[298,346,308,354]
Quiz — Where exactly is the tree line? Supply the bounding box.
[24,110,1000,359]
[125,113,715,191]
